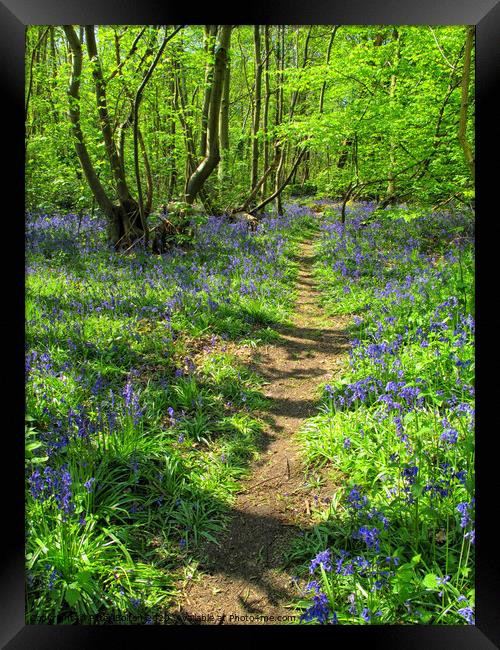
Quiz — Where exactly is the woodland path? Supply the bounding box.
[172,230,351,625]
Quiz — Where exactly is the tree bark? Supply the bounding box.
[200,26,218,159]
[64,25,154,248]
[131,25,184,245]
[251,146,307,215]
[262,25,271,198]
[274,26,285,214]
[173,56,198,195]
[250,25,262,192]
[319,27,338,115]
[458,26,475,182]
[218,28,232,184]
[386,28,401,201]
[85,26,134,208]
[63,25,116,223]
[185,26,232,205]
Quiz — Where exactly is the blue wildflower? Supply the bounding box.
[309,549,332,574]
[457,606,475,625]
[355,526,380,552]
[83,477,95,492]
[300,591,330,624]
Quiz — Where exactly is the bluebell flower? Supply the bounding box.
[440,427,459,445]
[402,465,418,485]
[305,580,321,593]
[355,526,380,552]
[457,500,474,529]
[300,591,330,624]
[465,529,475,544]
[309,549,332,574]
[346,485,368,511]
[167,407,176,426]
[457,606,475,625]
[83,477,95,492]
[47,568,59,590]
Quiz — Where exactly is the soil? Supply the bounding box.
[170,232,351,625]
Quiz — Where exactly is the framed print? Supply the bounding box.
[3,0,499,647]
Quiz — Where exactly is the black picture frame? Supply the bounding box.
[3,1,499,647]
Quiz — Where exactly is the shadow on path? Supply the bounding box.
[173,232,351,624]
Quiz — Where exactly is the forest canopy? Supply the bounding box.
[25,25,475,247]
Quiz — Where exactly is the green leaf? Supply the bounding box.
[422,573,439,590]
[411,483,424,498]
[64,584,81,607]
[417,609,433,623]
[35,538,48,554]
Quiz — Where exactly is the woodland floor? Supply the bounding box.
[169,232,352,625]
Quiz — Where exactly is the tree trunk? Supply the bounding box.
[218,28,232,185]
[386,28,401,202]
[251,146,307,215]
[262,25,271,199]
[458,26,475,182]
[250,25,262,192]
[64,25,142,248]
[319,27,338,115]
[63,26,115,220]
[200,26,218,159]
[173,57,199,196]
[185,26,232,205]
[85,26,135,208]
[274,26,285,214]
[167,71,178,200]
[131,25,183,246]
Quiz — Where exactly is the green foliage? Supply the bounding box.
[25,25,473,216]
[25,204,312,623]
[288,203,475,625]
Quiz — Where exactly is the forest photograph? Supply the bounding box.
[25,24,475,626]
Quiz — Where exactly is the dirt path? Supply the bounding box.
[173,232,351,624]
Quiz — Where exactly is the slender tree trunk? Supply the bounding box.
[25,26,50,152]
[173,57,198,196]
[131,25,183,245]
[65,25,173,249]
[167,71,178,200]
[386,28,401,201]
[185,26,232,205]
[319,26,338,115]
[274,26,285,214]
[458,26,475,182]
[218,28,232,185]
[251,147,307,215]
[200,26,218,158]
[62,26,116,224]
[85,26,134,208]
[262,25,271,199]
[250,25,262,192]
[288,25,312,121]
